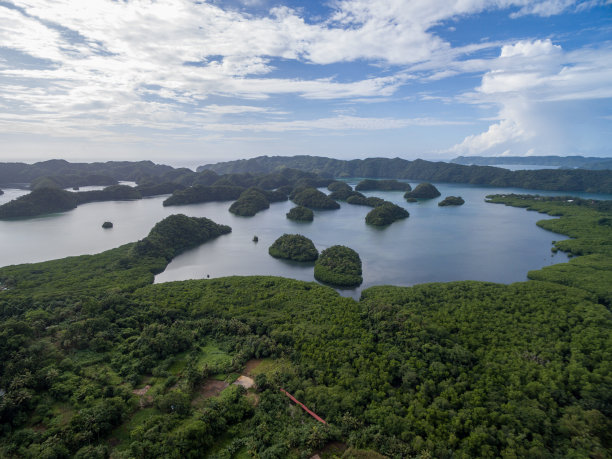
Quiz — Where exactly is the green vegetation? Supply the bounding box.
[229,187,288,217]
[405,182,441,199]
[200,154,612,193]
[292,187,340,210]
[0,214,230,297]
[30,174,117,190]
[229,188,270,216]
[0,159,185,185]
[365,202,409,226]
[132,214,231,262]
[76,185,141,204]
[355,179,411,192]
[163,185,244,206]
[346,195,385,207]
[135,181,186,197]
[330,189,363,201]
[0,188,78,218]
[268,234,318,261]
[102,221,113,229]
[327,181,352,193]
[438,196,465,206]
[286,205,314,221]
[327,181,358,201]
[0,185,158,219]
[314,245,362,286]
[486,193,612,305]
[0,194,612,457]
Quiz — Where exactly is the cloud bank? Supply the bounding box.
[0,0,610,160]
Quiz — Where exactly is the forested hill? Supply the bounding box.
[198,155,612,193]
[452,155,612,170]
[0,159,174,185]
[0,196,611,457]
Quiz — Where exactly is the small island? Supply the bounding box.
[330,189,364,201]
[365,202,409,226]
[286,205,314,221]
[268,234,318,262]
[404,182,441,199]
[229,188,270,216]
[0,188,78,219]
[438,196,465,206]
[327,181,352,193]
[102,221,113,229]
[346,195,385,207]
[314,245,363,287]
[355,179,411,192]
[292,187,340,210]
[163,185,244,206]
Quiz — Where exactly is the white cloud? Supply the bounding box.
[199,115,467,132]
[0,0,610,156]
[450,39,612,156]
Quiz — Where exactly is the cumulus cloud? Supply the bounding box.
[200,115,467,132]
[450,39,612,156]
[0,0,610,154]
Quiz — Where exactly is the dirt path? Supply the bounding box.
[197,379,229,398]
[244,358,263,375]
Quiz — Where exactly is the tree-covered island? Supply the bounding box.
[268,234,319,261]
[438,196,465,206]
[405,182,441,199]
[292,187,340,210]
[286,205,314,221]
[355,179,412,192]
[365,202,409,226]
[346,195,386,207]
[229,188,272,217]
[314,245,363,287]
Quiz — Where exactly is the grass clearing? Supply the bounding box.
[248,358,295,378]
[109,407,161,453]
[196,342,233,369]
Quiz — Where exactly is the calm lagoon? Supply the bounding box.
[1,180,609,298]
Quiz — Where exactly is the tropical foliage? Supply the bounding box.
[314,245,363,287]
[346,195,385,207]
[199,154,612,193]
[0,195,611,458]
[438,196,465,206]
[292,188,340,210]
[268,234,318,261]
[405,182,441,199]
[286,206,314,222]
[229,188,271,217]
[365,202,409,226]
[355,179,411,192]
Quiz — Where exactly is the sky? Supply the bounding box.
[0,0,611,167]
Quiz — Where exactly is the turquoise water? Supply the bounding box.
[1,180,608,297]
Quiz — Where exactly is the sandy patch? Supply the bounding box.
[233,375,255,389]
[199,379,229,398]
[132,385,151,396]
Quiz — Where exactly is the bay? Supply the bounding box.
[1,180,608,298]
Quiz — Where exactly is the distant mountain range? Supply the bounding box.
[451,155,612,170]
[197,155,612,193]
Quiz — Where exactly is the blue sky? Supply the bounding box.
[0,0,611,167]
